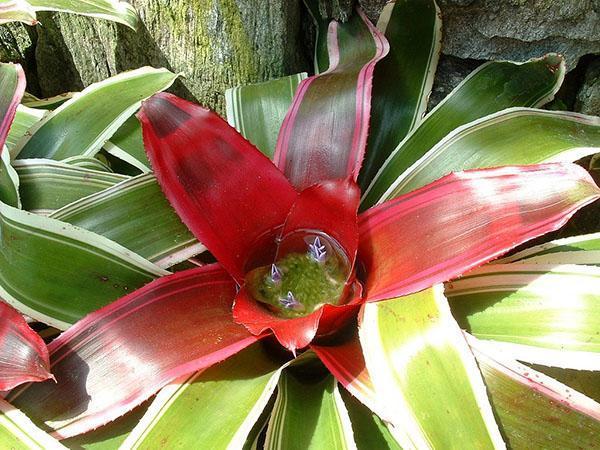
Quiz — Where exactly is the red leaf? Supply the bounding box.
[233,281,362,354]
[273,9,389,190]
[359,163,600,302]
[233,286,322,354]
[280,178,360,269]
[9,265,258,438]
[0,302,51,391]
[312,332,382,417]
[0,63,25,152]
[138,93,297,283]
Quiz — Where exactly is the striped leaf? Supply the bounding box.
[14,159,127,215]
[0,199,167,329]
[359,0,441,188]
[496,232,600,265]
[62,405,148,450]
[61,155,114,172]
[304,0,329,73]
[15,68,177,160]
[21,92,73,110]
[5,105,45,155]
[447,264,600,370]
[381,108,600,197]
[358,286,504,449]
[0,62,25,153]
[0,0,138,29]
[10,265,256,439]
[362,54,567,207]
[123,344,284,449]
[0,398,66,450]
[225,73,307,159]
[273,8,388,190]
[0,148,20,207]
[341,391,401,450]
[104,115,151,173]
[469,336,600,448]
[265,372,356,450]
[49,173,203,268]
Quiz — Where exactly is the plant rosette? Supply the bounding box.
[1,1,600,449]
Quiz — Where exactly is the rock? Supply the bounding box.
[575,57,600,116]
[438,0,600,70]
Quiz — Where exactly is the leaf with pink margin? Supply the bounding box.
[0,63,25,152]
[273,8,389,190]
[0,301,52,391]
[358,163,600,302]
[8,265,259,439]
[138,93,298,283]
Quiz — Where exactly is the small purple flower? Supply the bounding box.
[308,236,327,262]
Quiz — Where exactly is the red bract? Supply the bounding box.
[11,91,600,439]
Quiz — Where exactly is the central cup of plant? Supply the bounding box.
[245,232,351,318]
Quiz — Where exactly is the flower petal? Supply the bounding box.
[0,301,51,391]
[273,8,388,189]
[138,93,297,282]
[359,163,600,302]
[280,178,360,268]
[9,265,259,439]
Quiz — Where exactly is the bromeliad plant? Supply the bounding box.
[1,1,600,448]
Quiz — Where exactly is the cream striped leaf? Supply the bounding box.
[14,159,128,215]
[225,73,307,159]
[359,285,505,449]
[0,398,66,450]
[447,264,600,370]
[123,344,285,450]
[14,68,177,160]
[378,108,600,197]
[0,198,168,329]
[265,373,356,450]
[49,173,203,268]
[468,335,600,448]
[494,233,600,265]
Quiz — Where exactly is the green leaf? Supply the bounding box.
[15,68,178,160]
[225,73,307,159]
[21,92,74,110]
[0,199,167,329]
[0,398,66,450]
[0,148,20,207]
[6,105,45,155]
[304,0,329,73]
[265,372,356,450]
[362,54,567,208]
[495,232,600,266]
[470,336,600,449]
[341,390,401,450]
[14,159,127,215]
[380,108,600,198]
[104,115,150,173]
[0,0,139,29]
[447,264,600,370]
[123,344,284,450]
[61,155,114,172]
[359,0,441,189]
[530,365,600,404]
[49,173,203,268]
[62,404,149,450]
[359,286,504,449]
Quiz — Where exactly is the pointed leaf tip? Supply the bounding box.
[139,92,297,283]
[0,301,52,391]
